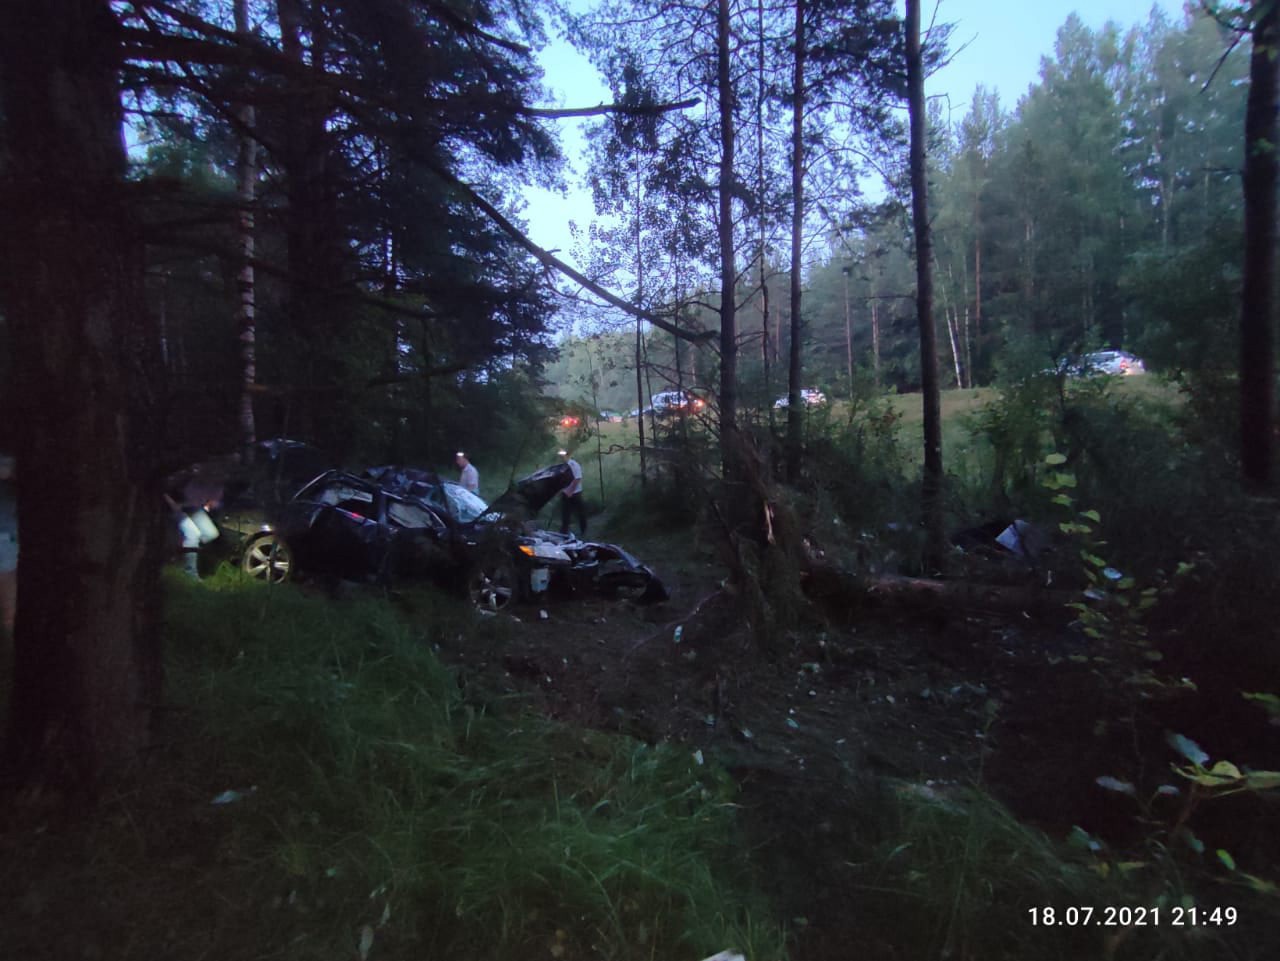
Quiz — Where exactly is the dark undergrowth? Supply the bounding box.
[2,559,1278,960]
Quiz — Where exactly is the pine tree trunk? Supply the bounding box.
[756,0,773,431]
[1241,0,1278,490]
[716,0,739,476]
[871,297,881,388]
[0,0,165,791]
[634,166,648,487]
[973,193,982,377]
[278,0,335,441]
[235,0,258,460]
[906,0,946,570]
[843,268,853,397]
[785,0,807,483]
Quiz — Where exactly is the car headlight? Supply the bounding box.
[518,542,572,563]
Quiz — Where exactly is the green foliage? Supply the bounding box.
[1,573,785,961]
[964,376,1222,574]
[852,786,1128,960]
[797,381,921,571]
[964,375,1061,511]
[1123,225,1242,454]
[1042,452,1160,652]
[1089,730,1280,907]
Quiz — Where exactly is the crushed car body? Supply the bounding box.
[207,458,668,609]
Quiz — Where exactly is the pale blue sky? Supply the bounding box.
[524,0,1189,269]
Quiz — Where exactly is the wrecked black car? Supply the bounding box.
[213,461,668,609]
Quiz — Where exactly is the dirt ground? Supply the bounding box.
[417,526,1280,960]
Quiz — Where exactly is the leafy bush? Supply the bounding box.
[963,377,1206,573]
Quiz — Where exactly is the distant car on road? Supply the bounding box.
[774,388,827,409]
[1084,350,1145,376]
[651,390,706,418]
[598,410,624,423]
[1044,350,1145,379]
[558,414,581,428]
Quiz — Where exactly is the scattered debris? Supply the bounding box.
[996,519,1048,560]
[210,787,257,805]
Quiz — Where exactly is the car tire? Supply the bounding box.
[242,533,293,583]
[467,561,518,612]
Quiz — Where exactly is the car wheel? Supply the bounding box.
[242,533,293,583]
[468,562,517,612]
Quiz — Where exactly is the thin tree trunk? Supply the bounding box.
[843,267,853,397]
[973,192,982,373]
[959,249,972,387]
[871,297,881,388]
[235,0,258,461]
[946,307,963,389]
[1241,0,1278,490]
[588,345,605,504]
[633,165,648,487]
[907,0,946,571]
[0,0,165,790]
[761,260,773,428]
[785,0,807,482]
[717,0,739,476]
[757,0,773,431]
[936,256,963,388]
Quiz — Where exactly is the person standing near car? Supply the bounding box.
[164,464,224,579]
[557,449,587,537]
[0,454,18,635]
[456,451,479,493]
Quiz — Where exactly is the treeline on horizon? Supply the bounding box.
[547,8,1246,416]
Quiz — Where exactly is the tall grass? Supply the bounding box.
[1,570,784,961]
[829,782,1276,961]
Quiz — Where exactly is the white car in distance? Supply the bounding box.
[774,388,827,409]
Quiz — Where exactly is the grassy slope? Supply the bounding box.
[0,573,784,961]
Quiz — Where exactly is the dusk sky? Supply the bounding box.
[523,0,1191,269]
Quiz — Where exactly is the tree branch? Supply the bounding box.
[521,96,700,119]
[428,165,714,343]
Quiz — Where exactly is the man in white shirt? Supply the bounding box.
[455,451,479,493]
[557,449,586,536]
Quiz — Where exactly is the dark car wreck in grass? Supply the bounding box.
[212,461,668,610]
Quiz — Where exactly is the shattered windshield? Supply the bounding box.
[442,482,488,523]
